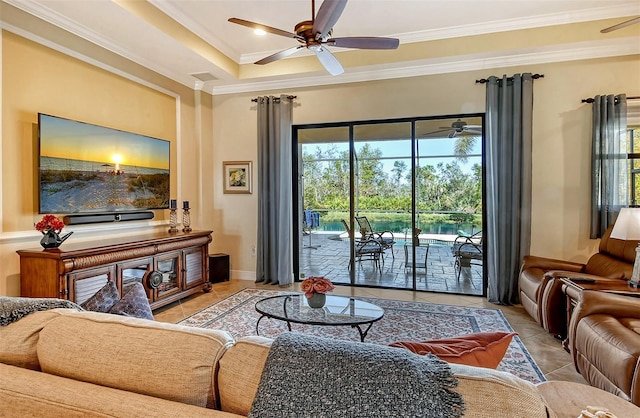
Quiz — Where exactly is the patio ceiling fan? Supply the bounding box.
[601,16,640,33]
[444,119,482,138]
[228,0,399,76]
[421,119,482,138]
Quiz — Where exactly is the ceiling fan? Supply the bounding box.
[228,0,399,76]
[601,16,640,33]
[422,119,482,138]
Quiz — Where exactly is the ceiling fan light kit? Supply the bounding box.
[228,0,399,76]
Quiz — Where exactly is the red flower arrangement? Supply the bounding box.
[301,276,335,298]
[35,214,65,234]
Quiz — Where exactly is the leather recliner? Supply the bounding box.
[518,226,637,337]
[569,290,640,406]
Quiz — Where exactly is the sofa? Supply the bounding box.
[0,307,558,417]
[569,290,640,407]
[518,225,638,337]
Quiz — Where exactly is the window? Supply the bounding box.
[629,127,640,205]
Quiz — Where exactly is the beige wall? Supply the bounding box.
[1,31,214,296]
[2,25,639,295]
[211,55,640,278]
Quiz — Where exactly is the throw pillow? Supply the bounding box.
[81,280,120,313]
[389,331,517,369]
[108,282,154,321]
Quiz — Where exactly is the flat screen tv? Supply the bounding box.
[38,113,170,214]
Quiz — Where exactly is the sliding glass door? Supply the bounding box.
[294,114,485,295]
[295,125,351,284]
[413,118,484,293]
[353,122,412,286]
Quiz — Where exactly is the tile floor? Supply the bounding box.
[153,279,587,384]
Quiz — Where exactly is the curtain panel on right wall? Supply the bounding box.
[590,94,628,239]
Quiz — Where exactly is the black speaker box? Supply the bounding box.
[63,211,154,225]
[209,253,230,283]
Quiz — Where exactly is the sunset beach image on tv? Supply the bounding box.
[38,114,170,214]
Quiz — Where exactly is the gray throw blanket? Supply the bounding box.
[0,296,83,327]
[249,333,464,418]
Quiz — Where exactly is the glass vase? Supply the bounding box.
[182,208,192,232]
[168,208,178,232]
[307,292,326,308]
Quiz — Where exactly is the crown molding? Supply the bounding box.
[149,0,240,63]
[238,3,640,64]
[3,0,202,88]
[397,3,640,44]
[3,0,639,96]
[1,20,188,99]
[211,37,640,95]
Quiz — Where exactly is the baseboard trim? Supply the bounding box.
[230,270,256,281]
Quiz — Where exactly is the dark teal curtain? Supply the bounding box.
[256,95,294,285]
[485,74,534,305]
[590,94,628,238]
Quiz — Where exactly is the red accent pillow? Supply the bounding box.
[389,331,517,369]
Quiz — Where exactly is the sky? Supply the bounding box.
[39,114,170,170]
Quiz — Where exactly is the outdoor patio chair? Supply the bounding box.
[355,216,395,259]
[341,219,383,271]
[452,230,483,280]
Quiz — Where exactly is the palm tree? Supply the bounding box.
[452,133,480,163]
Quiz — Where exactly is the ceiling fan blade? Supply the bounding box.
[314,47,344,75]
[328,37,399,49]
[420,128,452,137]
[449,130,481,138]
[601,16,640,33]
[313,0,347,40]
[255,46,305,65]
[228,18,303,40]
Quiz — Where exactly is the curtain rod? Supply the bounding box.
[251,95,297,103]
[581,96,640,104]
[475,74,544,84]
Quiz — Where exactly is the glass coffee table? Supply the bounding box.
[254,294,384,342]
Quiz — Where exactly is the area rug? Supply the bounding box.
[178,288,546,383]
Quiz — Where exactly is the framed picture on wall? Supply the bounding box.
[223,161,252,194]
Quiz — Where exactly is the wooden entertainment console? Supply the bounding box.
[17,230,212,310]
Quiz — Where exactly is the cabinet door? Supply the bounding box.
[183,247,206,290]
[68,265,116,305]
[118,258,153,302]
[154,252,182,300]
